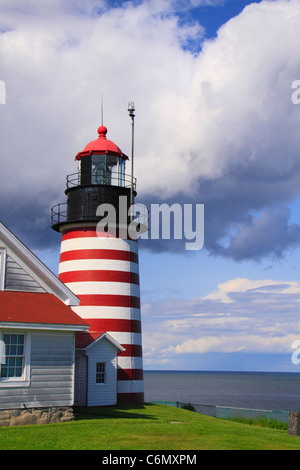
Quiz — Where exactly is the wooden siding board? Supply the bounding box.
[30,368,73,376]
[31,361,74,367]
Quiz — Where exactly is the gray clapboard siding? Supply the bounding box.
[0,331,75,410]
[5,255,46,292]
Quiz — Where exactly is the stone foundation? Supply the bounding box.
[0,407,74,427]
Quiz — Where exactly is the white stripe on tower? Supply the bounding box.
[58,225,144,402]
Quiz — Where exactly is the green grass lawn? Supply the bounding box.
[1,403,300,450]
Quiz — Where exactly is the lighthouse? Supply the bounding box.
[51,107,144,403]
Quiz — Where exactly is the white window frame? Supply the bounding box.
[0,330,31,387]
[0,248,6,290]
[95,361,106,385]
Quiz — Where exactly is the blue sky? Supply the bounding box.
[1,0,300,372]
[177,0,262,40]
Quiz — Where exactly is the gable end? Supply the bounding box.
[5,254,46,293]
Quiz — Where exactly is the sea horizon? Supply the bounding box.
[143,370,300,412]
[144,369,300,373]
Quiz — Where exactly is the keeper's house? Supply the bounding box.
[0,221,124,414]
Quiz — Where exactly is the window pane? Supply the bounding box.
[106,155,118,167]
[11,334,17,344]
[119,160,125,187]
[92,154,122,186]
[1,333,25,379]
[97,363,105,373]
[17,335,24,345]
[92,155,106,184]
[8,357,15,367]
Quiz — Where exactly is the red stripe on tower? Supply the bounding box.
[60,249,138,263]
[59,270,140,285]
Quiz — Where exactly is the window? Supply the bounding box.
[92,155,120,186]
[118,160,125,187]
[0,331,30,385]
[0,334,25,378]
[96,362,106,384]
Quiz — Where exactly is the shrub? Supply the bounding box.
[181,403,196,412]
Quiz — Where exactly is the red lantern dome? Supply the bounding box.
[75,125,128,161]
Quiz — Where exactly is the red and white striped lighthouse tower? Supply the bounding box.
[51,109,144,403]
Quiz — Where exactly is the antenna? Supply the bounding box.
[101,94,104,125]
[128,101,135,218]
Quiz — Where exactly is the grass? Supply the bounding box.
[1,403,300,450]
[229,416,288,430]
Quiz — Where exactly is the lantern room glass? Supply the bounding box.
[91,154,125,187]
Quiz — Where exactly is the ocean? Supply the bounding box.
[143,371,300,413]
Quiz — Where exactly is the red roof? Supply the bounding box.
[75,331,125,353]
[0,291,89,327]
[75,331,105,348]
[75,125,128,161]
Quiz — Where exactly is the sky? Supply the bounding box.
[1,0,300,372]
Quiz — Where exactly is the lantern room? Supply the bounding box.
[51,124,136,231]
[74,125,128,188]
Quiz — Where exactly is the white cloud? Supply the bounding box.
[142,276,300,364]
[164,333,300,354]
[139,0,300,195]
[205,277,300,303]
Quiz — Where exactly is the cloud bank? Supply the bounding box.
[1,0,300,261]
[142,277,300,368]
